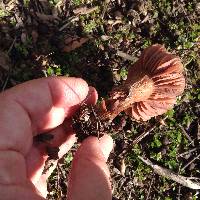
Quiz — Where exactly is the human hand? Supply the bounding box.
[0,77,113,200]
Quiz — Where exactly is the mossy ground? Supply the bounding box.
[0,0,200,199]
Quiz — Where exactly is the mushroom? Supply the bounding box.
[101,44,185,121]
[73,44,185,140]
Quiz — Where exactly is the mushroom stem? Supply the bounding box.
[100,74,154,122]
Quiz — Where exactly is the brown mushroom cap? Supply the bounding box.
[125,44,185,121]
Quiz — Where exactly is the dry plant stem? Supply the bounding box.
[1,73,10,91]
[178,124,194,146]
[116,51,136,61]
[7,37,16,54]
[59,16,79,31]
[177,185,182,200]
[133,124,157,145]
[181,154,200,171]
[132,116,167,145]
[138,156,200,190]
[178,147,200,157]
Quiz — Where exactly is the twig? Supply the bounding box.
[178,147,200,157]
[1,72,10,91]
[138,156,200,190]
[178,124,194,146]
[187,139,196,147]
[117,51,135,61]
[181,154,200,171]
[7,37,16,54]
[59,16,79,31]
[91,105,102,139]
[177,185,182,200]
[132,116,167,145]
[132,124,157,145]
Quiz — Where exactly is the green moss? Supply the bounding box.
[72,0,83,6]
[84,20,97,33]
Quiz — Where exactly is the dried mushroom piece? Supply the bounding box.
[103,44,185,121]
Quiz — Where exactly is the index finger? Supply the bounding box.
[0,77,91,155]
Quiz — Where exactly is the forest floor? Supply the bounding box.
[0,0,200,199]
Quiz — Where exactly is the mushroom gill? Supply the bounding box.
[102,44,185,121]
[125,44,185,121]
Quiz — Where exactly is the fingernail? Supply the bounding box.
[83,86,98,105]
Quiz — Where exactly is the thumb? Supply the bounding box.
[67,135,113,200]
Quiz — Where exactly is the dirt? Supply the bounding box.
[0,0,200,199]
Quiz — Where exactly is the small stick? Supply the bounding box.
[138,156,200,190]
[177,185,182,200]
[132,124,156,145]
[178,147,200,157]
[59,16,79,31]
[181,154,200,171]
[117,51,135,61]
[7,37,16,54]
[1,72,10,91]
[178,124,194,146]
[132,116,167,145]
[91,105,102,139]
